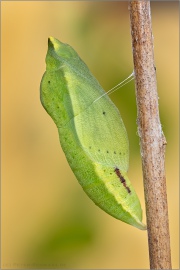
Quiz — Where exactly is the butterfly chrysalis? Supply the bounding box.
[40,37,146,230]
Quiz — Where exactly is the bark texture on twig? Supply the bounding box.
[129,1,172,269]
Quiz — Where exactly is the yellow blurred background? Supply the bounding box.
[2,1,179,269]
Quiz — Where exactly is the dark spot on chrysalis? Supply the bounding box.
[98,149,100,152]
[114,167,131,193]
[103,111,106,115]
[120,177,125,183]
[114,151,116,154]
[48,81,50,84]
[106,151,109,153]
[89,146,92,149]
[126,186,131,193]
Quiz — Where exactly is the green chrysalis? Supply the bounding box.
[40,37,146,230]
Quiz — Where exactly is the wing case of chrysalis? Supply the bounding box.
[40,37,146,230]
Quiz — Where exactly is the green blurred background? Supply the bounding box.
[2,1,179,269]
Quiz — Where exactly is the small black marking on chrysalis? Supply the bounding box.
[114,167,131,193]
[106,151,109,153]
[103,111,106,115]
[48,81,50,84]
[114,151,116,154]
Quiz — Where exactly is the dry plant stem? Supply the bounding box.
[129,1,171,269]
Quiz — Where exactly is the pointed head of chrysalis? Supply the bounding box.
[40,38,76,127]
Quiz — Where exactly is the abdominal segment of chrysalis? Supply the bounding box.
[40,37,146,230]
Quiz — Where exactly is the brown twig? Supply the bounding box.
[129,1,172,269]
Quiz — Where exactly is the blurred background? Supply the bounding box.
[2,1,179,269]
